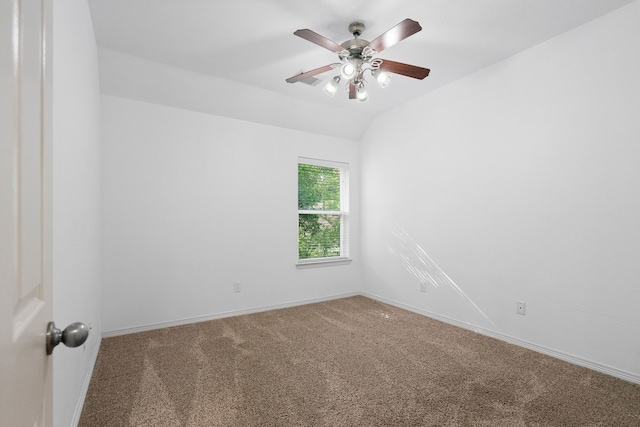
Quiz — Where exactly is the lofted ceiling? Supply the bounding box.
[88,0,635,140]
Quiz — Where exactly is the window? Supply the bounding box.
[298,158,349,265]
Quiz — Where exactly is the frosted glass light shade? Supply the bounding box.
[323,76,340,97]
[340,62,357,80]
[356,85,369,103]
[373,69,392,88]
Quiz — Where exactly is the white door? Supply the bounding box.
[0,0,53,426]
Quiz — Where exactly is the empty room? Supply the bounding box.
[2,0,639,426]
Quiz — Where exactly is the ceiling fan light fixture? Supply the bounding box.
[340,61,357,80]
[372,69,392,88]
[356,83,369,103]
[323,76,341,97]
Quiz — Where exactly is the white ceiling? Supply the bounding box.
[88,0,635,139]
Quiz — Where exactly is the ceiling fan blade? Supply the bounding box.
[378,59,430,80]
[294,29,345,53]
[286,64,339,83]
[367,19,422,53]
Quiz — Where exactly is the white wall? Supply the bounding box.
[361,2,640,381]
[97,48,372,141]
[52,1,102,426]
[101,95,360,334]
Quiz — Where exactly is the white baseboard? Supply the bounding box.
[362,292,640,385]
[71,336,102,427]
[101,292,360,338]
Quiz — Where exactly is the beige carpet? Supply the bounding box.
[79,296,640,426]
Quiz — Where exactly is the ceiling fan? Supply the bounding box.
[286,19,430,102]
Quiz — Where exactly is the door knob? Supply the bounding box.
[46,321,89,355]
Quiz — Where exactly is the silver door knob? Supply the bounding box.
[46,321,89,355]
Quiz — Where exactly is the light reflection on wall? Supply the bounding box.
[387,223,494,327]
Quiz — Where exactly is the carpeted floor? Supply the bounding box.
[79,296,640,426]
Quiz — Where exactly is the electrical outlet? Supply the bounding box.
[517,301,526,315]
[234,282,241,293]
[420,282,427,292]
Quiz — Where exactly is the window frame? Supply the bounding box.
[296,157,351,268]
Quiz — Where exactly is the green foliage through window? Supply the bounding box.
[298,163,345,260]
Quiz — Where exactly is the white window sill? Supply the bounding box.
[296,257,352,269]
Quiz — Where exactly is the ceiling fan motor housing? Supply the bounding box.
[342,22,369,59]
[341,38,369,58]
